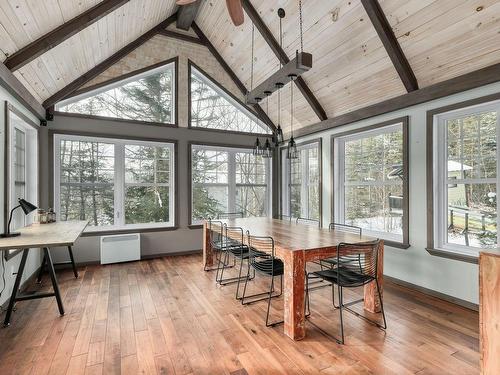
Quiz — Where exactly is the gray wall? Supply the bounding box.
[40,114,265,264]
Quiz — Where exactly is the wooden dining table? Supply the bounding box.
[202,217,384,341]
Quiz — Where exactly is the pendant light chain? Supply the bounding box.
[290,77,294,135]
[299,0,303,53]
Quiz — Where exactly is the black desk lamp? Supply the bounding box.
[1,198,37,238]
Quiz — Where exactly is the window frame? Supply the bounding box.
[52,132,178,234]
[54,58,178,127]
[188,142,272,227]
[280,138,322,224]
[332,117,410,249]
[427,94,500,263]
[187,60,272,136]
[3,102,39,261]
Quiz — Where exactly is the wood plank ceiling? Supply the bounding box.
[0,0,500,134]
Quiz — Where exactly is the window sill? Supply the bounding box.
[188,224,203,229]
[384,240,410,250]
[82,226,178,237]
[426,247,478,264]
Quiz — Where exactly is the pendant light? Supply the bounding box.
[286,73,298,159]
[262,91,273,158]
[273,8,286,147]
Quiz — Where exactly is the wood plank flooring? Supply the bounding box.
[0,254,479,374]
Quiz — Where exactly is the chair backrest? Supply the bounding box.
[224,225,245,248]
[246,232,277,273]
[329,222,362,236]
[218,212,244,220]
[208,220,224,248]
[336,240,381,286]
[296,217,320,227]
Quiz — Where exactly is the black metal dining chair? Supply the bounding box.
[204,219,231,272]
[305,240,386,344]
[218,224,255,299]
[241,233,284,327]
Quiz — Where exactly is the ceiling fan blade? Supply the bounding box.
[176,0,197,5]
[226,0,244,26]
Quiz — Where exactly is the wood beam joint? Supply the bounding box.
[176,0,202,31]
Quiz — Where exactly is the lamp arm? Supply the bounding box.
[6,204,21,235]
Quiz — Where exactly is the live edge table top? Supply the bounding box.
[0,221,88,251]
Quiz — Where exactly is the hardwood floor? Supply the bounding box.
[0,254,479,374]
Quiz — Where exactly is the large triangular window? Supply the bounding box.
[56,61,175,125]
[190,64,271,135]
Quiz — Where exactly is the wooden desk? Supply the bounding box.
[202,217,384,340]
[0,221,88,326]
[479,249,500,375]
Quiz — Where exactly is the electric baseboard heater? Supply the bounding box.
[100,233,141,264]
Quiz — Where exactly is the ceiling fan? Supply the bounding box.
[176,0,244,26]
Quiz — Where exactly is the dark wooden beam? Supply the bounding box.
[0,62,45,120]
[42,13,177,108]
[157,29,204,45]
[294,62,500,138]
[4,0,130,71]
[361,0,418,92]
[191,22,276,132]
[241,0,327,122]
[176,0,202,31]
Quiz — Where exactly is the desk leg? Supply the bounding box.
[44,247,64,316]
[4,248,29,327]
[68,246,78,278]
[363,240,384,313]
[202,222,214,270]
[283,250,306,340]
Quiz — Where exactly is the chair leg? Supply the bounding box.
[265,275,284,327]
[376,280,387,330]
[338,286,345,344]
[67,246,78,278]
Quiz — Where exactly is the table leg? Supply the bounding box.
[4,248,29,327]
[67,246,78,278]
[202,221,213,270]
[36,250,47,283]
[44,247,65,316]
[363,240,384,313]
[283,250,306,340]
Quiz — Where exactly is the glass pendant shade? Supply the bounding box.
[253,138,262,156]
[262,139,273,158]
[286,136,298,159]
[275,125,284,144]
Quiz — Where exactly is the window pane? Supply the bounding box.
[13,128,26,230]
[236,186,267,217]
[447,183,497,248]
[59,185,114,226]
[190,67,270,134]
[125,186,169,224]
[345,184,403,236]
[236,152,266,184]
[342,125,404,239]
[446,112,497,180]
[192,185,228,221]
[125,145,170,184]
[192,149,228,184]
[60,140,114,184]
[56,65,174,124]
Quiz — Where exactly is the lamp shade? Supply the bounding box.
[18,198,37,215]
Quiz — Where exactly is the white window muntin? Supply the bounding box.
[54,134,175,231]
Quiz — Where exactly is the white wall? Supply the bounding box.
[0,85,42,307]
[296,81,500,305]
